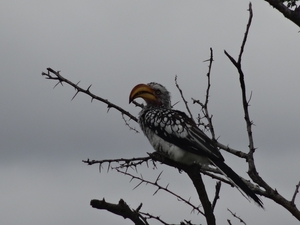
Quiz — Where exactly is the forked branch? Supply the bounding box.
[224,2,300,220]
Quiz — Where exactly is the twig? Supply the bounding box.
[193,48,215,139]
[211,181,221,211]
[203,48,215,139]
[215,142,248,159]
[227,208,247,225]
[291,181,300,205]
[238,2,253,65]
[227,219,232,225]
[175,75,194,121]
[122,113,139,133]
[82,156,152,172]
[139,212,170,225]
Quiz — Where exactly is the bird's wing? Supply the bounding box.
[142,108,264,208]
[142,108,224,161]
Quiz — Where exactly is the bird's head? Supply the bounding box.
[129,82,171,108]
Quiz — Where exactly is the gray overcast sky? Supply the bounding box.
[1,1,300,224]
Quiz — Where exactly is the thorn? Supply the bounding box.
[107,162,110,173]
[153,187,160,196]
[53,82,60,89]
[156,171,163,183]
[107,105,111,113]
[71,90,79,101]
[133,181,143,190]
[135,203,143,212]
[87,84,92,92]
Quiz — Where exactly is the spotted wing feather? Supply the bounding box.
[141,108,223,161]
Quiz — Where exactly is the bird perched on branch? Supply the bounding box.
[129,82,263,208]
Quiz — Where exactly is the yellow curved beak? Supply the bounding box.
[129,83,157,103]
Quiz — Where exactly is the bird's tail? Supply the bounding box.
[209,159,264,208]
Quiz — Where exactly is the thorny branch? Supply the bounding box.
[138,212,170,225]
[90,198,149,225]
[202,47,215,140]
[84,151,227,224]
[211,182,221,212]
[91,198,195,225]
[41,68,138,123]
[184,167,215,225]
[86,153,209,224]
[224,2,300,221]
[192,48,215,139]
[175,75,194,121]
[82,156,153,172]
[224,2,255,156]
[122,114,140,133]
[224,1,257,175]
[116,169,204,216]
[264,0,300,28]
[227,209,246,225]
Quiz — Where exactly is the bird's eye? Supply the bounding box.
[155,90,161,95]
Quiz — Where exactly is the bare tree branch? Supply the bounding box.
[144,152,216,225]
[122,113,140,133]
[42,68,138,123]
[175,75,194,121]
[138,212,170,225]
[192,48,215,139]
[211,181,221,212]
[264,0,300,28]
[224,2,300,220]
[116,168,204,216]
[90,199,148,225]
[203,48,215,140]
[215,142,248,159]
[83,156,154,173]
[184,167,216,225]
[227,209,247,225]
[291,181,300,205]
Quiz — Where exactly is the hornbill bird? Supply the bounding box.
[129,82,263,208]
